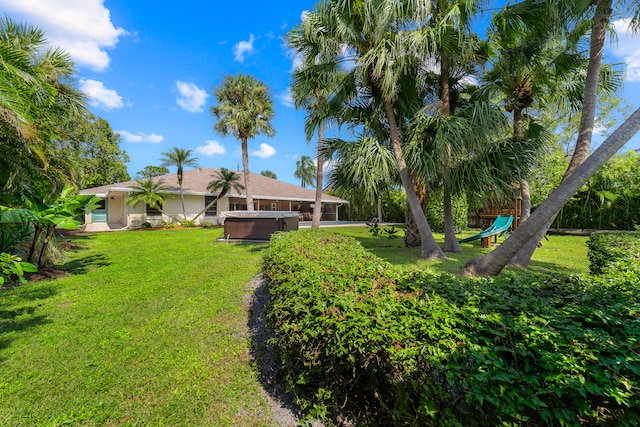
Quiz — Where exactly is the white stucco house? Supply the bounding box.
[79,168,349,231]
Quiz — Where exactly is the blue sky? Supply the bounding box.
[2,0,640,186]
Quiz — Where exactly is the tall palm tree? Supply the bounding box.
[294,155,317,188]
[293,0,444,259]
[192,168,245,222]
[505,0,638,268]
[160,147,199,222]
[125,178,175,221]
[211,74,275,212]
[0,16,86,193]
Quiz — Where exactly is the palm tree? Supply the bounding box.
[505,0,638,268]
[0,16,86,193]
[125,178,175,221]
[160,147,200,222]
[260,170,277,179]
[211,74,275,212]
[294,155,317,188]
[192,168,245,222]
[464,105,640,276]
[292,0,444,259]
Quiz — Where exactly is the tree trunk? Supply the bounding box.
[242,136,254,211]
[464,106,640,277]
[443,175,461,252]
[192,196,219,222]
[37,225,56,266]
[377,196,383,223]
[404,206,421,247]
[312,121,325,229]
[509,0,612,267]
[178,166,187,222]
[28,224,43,263]
[383,98,444,260]
[519,178,531,224]
[440,53,460,253]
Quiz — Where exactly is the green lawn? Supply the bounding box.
[0,226,590,425]
[0,228,273,426]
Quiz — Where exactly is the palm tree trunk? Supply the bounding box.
[192,196,219,222]
[383,98,444,260]
[177,166,187,222]
[312,121,325,228]
[37,225,56,266]
[404,206,420,247]
[28,224,43,263]
[509,0,612,267]
[377,196,383,223]
[464,106,640,277]
[442,175,461,252]
[241,136,254,211]
[440,53,460,253]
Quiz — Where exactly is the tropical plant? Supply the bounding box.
[160,147,200,222]
[0,252,37,286]
[192,168,244,222]
[291,0,445,259]
[0,16,87,194]
[508,0,639,268]
[293,155,317,188]
[125,178,175,222]
[136,165,170,179]
[260,170,277,179]
[211,74,276,211]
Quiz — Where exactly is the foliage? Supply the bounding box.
[136,165,170,179]
[67,113,131,188]
[181,220,196,228]
[556,151,640,229]
[425,189,468,233]
[587,230,640,276]
[0,252,37,286]
[263,230,640,426]
[260,170,277,179]
[294,155,317,188]
[162,221,177,229]
[140,222,152,229]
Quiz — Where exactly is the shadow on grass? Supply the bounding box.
[60,254,111,275]
[0,286,57,361]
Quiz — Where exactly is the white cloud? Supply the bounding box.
[117,130,163,144]
[279,89,295,108]
[79,79,124,110]
[1,0,127,72]
[234,34,255,63]
[175,81,209,113]
[196,140,227,156]
[251,143,276,159]
[612,19,640,82]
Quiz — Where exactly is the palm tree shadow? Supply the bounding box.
[59,254,111,275]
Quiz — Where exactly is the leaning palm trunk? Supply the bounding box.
[404,206,420,247]
[383,99,444,260]
[312,121,325,228]
[464,106,640,277]
[241,137,254,211]
[442,175,461,252]
[509,0,612,267]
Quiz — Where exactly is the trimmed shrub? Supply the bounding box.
[587,231,640,276]
[263,230,640,426]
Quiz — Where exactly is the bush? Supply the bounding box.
[162,221,177,229]
[182,220,196,228]
[141,222,152,229]
[0,252,37,286]
[263,230,640,426]
[200,221,214,228]
[587,231,640,276]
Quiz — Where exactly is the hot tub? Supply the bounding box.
[220,211,299,240]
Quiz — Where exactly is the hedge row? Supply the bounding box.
[262,229,640,426]
[587,230,640,276]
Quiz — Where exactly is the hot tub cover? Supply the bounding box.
[220,210,299,220]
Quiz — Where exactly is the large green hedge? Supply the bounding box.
[587,230,640,276]
[263,230,640,426]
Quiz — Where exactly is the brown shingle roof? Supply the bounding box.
[80,168,348,204]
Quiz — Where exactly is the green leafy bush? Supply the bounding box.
[0,252,37,286]
[587,231,640,275]
[263,230,640,425]
[141,222,152,229]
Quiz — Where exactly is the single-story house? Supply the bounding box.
[79,168,349,231]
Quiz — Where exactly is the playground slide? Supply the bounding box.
[458,214,514,245]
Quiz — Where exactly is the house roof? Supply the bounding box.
[80,168,349,204]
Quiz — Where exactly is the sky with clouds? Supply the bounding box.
[2,0,640,185]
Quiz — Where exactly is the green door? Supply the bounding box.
[91,198,107,222]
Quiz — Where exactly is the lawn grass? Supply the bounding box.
[0,228,274,426]
[328,225,589,276]
[0,225,590,425]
